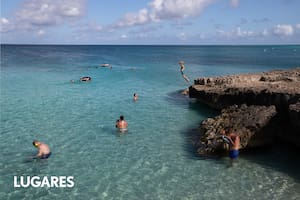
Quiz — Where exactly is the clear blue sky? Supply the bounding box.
[1,0,299,44]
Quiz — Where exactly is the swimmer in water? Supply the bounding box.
[32,140,51,159]
[133,93,138,101]
[80,76,91,82]
[115,115,128,132]
[101,63,112,69]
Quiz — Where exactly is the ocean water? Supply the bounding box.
[1,45,300,200]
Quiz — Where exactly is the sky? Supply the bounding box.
[1,0,300,44]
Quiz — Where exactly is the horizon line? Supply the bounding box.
[1,43,300,46]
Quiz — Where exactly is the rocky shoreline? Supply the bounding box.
[188,68,300,156]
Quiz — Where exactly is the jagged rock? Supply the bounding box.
[189,68,300,155]
[181,88,189,95]
[189,68,300,110]
[285,101,300,146]
[195,105,277,155]
[289,101,300,127]
[194,77,233,86]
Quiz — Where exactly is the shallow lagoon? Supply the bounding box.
[1,45,300,199]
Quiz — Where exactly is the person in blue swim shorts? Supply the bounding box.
[227,132,240,160]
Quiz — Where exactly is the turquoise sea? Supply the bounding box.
[1,45,300,200]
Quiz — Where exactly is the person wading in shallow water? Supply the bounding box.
[220,128,240,165]
[227,131,240,163]
[133,93,138,101]
[115,115,128,133]
[32,140,51,159]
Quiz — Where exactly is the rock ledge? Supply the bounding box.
[189,68,300,155]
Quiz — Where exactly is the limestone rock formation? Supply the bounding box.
[194,105,277,155]
[189,68,300,110]
[189,68,300,155]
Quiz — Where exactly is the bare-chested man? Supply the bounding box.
[133,93,138,101]
[32,140,51,159]
[227,133,240,160]
[115,115,128,132]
